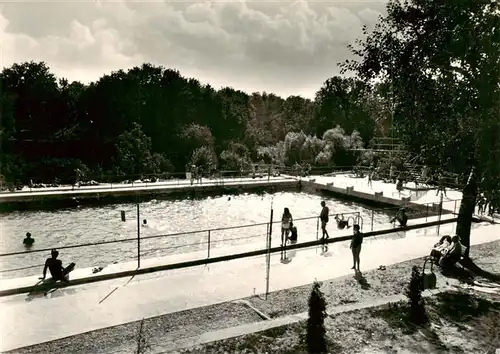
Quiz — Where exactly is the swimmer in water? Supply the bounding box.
[334,215,351,230]
[390,208,408,227]
[142,219,148,227]
[23,232,35,246]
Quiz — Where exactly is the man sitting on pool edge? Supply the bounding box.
[40,249,75,283]
[390,208,408,228]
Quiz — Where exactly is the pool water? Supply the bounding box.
[0,192,393,278]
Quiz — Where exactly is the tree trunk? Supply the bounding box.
[455,168,478,258]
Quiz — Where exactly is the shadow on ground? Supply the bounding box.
[371,291,500,353]
[354,271,371,290]
[434,291,500,324]
[460,258,500,282]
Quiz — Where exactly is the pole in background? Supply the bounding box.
[437,192,444,236]
[316,217,319,240]
[207,230,211,259]
[266,223,270,250]
[121,210,126,222]
[265,206,274,300]
[315,216,320,254]
[371,210,374,231]
[137,204,141,268]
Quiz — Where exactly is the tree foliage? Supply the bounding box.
[343,0,500,195]
[405,265,428,326]
[258,127,364,168]
[306,281,328,354]
[342,0,500,249]
[1,62,385,185]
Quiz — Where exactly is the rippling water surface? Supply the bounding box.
[0,192,392,278]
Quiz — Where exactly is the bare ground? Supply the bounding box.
[8,240,500,354]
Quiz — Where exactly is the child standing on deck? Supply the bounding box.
[350,225,363,271]
[281,208,293,246]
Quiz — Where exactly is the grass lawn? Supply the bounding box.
[181,290,500,354]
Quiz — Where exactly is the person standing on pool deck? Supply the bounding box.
[350,224,363,271]
[281,208,293,246]
[320,201,330,240]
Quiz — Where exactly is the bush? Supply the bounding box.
[405,265,428,325]
[306,281,328,353]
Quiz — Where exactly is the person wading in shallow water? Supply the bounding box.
[23,232,35,247]
[350,224,363,271]
[335,214,350,230]
[320,201,330,240]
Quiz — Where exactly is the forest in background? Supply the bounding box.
[1,0,498,215]
[0,62,391,186]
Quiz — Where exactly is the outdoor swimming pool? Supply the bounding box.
[0,192,396,278]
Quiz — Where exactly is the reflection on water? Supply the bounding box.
[0,192,393,278]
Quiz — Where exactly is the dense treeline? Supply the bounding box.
[0,62,389,186]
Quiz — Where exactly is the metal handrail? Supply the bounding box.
[0,195,461,273]
[0,217,460,297]
[0,211,362,258]
[0,197,461,259]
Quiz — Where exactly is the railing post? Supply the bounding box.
[437,192,444,236]
[426,203,429,222]
[454,200,457,215]
[371,210,374,231]
[316,217,319,241]
[207,230,211,259]
[137,203,141,268]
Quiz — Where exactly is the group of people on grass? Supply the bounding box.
[430,235,465,268]
[476,191,499,218]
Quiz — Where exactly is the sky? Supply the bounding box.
[0,0,386,99]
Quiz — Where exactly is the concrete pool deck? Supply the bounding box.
[0,173,465,213]
[306,174,464,212]
[0,176,298,205]
[0,221,498,352]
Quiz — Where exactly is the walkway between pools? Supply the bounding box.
[0,221,498,352]
[300,174,464,213]
[0,176,295,200]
